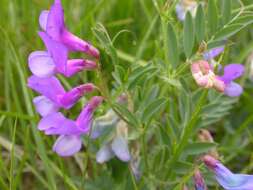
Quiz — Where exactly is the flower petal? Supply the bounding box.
[53,135,82,157]
[91,109,119,139]
[28,51,56,77]
[215,163,253,190]
[224,82,243,97]
[220,64,245,84]
[33,96,59,116]
[38,31,68,75]
[96,144,114,163]
[64,59,97,77]
[111,136,131,162]
[46,0,64,40]
[28,51,48,62]
[27,75,65,104]
[38,112,81,136]
[39,10,49,31]
[75,96,104,133]
[203,47,224,60]
[175,4,185,21]
[61,29,100,58]
[59,83,96,109]
[204,155,253,190]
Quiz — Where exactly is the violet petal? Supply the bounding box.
[111,136,131,162]
[28,51,56,77]
[96,144,115,163]
[53,135,82,157]
[46,0,64,41]
[39,10,49,31]
[219,64,245,84]
[33,96,59,117]
[38,31,68,75]
[27,75,65,105]
[75,96,103,133]
[224,82,243,97]
[203,47,224,60]
[38,112,83,136]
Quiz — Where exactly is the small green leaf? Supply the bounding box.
[92,23,118,65]
[171,161,193,174]
[184,142,217,155]
[167,23,179,68]
[195,4,205,43]
[141,98,167,123]
[208,0,218,36]
[160,76,182,89]
[127,65,157,90]
[214,24,250,41]
[112,103,139,127]
[222,0,231,25]
[183,12,194,58]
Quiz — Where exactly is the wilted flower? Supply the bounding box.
[96,119,131,163]
[191,60,225,91]
[176,0,198,21]
[28,75,96,115]
[191,60,244,97]
[96,135,131,163]
[203,155,253,190]
[38,96,103,156]
[198,129,219,159]
[91,109,119,139]
[194,168,207,190]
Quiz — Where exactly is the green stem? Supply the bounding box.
[161,17,170,72]
[170,90,208,167]
[129,164,139,190]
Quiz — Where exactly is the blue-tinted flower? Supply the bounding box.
[203,47,224,61]
[96,135,131,163]
[203,155,253,190]
[217,64,245,97]
[176,0,198,21]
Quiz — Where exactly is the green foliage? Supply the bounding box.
[183,12,195,58]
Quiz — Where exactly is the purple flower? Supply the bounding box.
[217,64,244,97]
[203,47,224,60]
[194,169,207,190]
[39,0,99,58]
[38,96,104,156]
[203,155,253,190]
[32,32,97,77]
[96,135,131,163]
[28,75,96,115]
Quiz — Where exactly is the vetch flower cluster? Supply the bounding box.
[27,0,103,156]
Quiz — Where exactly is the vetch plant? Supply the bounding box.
[12,0,253,189]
